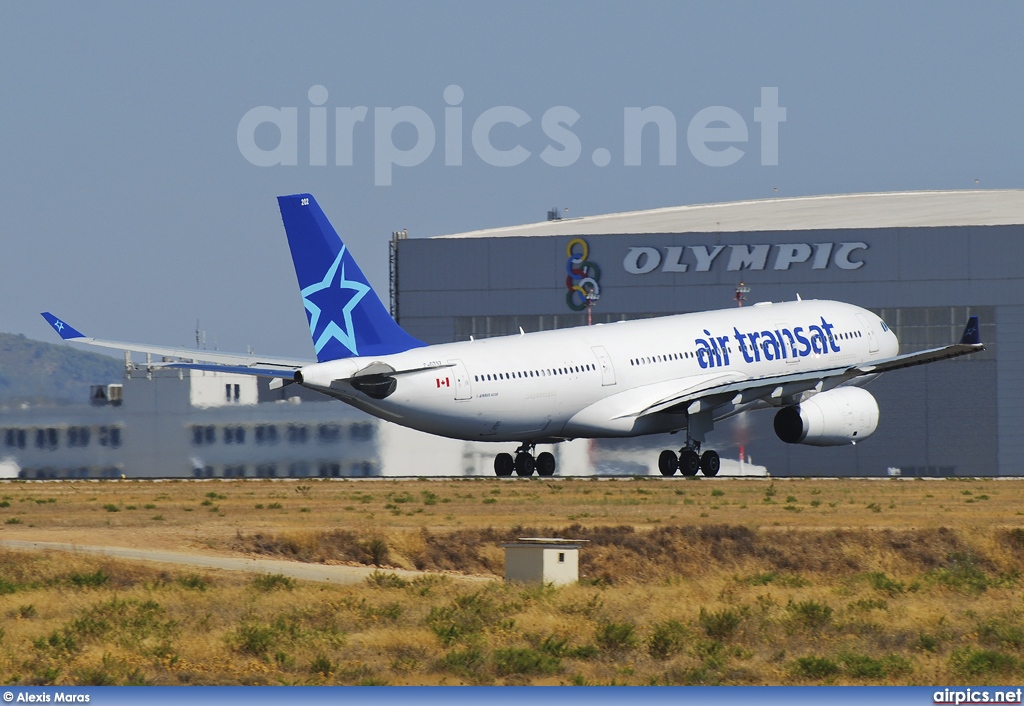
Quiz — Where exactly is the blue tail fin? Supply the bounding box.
[277,194,425,361]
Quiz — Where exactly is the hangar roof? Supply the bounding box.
[431,190,1024,239]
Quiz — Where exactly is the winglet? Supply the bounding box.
[41,312,86,340]
[960,315,981,345]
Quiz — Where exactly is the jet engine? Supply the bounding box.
[773,387,879,446]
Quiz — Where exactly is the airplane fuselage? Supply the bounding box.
[297,300,900,443]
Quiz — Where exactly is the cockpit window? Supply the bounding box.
[880,319,890,332]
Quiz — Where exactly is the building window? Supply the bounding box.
[288,462,311,477]
[558,552,565,563]
[255,463,278,478]
[224,426,246,444]
[255,425,279,445]
[190,425,214,446]
[317,424,342,443]
[287,425,309,444]
[225,383,241,402]
[35,428,59,450]
[350,423,374,441]
[98,426,122,448]
[223,464,247,478]
[67,427,91,448]
[347,461,370,476]
[318,462,341,478]
[4,429,26,449]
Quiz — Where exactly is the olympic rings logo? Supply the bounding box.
[565,237,601,312]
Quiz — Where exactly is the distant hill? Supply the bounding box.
[0,332,123,405]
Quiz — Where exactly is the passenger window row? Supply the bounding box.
[473,363,595,383]
[630,351,697,366]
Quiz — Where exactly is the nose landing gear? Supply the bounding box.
[493,443,557,477]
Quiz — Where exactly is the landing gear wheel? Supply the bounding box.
[514,453,536,477]
[494,453,514,477]
[536,452,556,477]
[679,449,700,476]
[658,450,679,476]
[700,450,721,477]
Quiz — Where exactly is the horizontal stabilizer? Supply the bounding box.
[40,313,310,369]
[156,362,300,378]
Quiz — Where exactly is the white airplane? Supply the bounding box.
[43,194,984,477]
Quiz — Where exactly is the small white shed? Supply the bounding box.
[501,537,587,586]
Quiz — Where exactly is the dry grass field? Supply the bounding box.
[2,476,1024,685]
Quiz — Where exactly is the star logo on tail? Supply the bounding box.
[301,245,370,357]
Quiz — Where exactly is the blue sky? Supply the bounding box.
[1,1,1021,359]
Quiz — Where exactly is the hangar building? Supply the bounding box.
[393,190,1024,476]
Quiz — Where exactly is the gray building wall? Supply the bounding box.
[396,224,1016,476]
[0,370,381,479]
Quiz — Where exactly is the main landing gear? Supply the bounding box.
[494,443,556,477]
[658,442,720,477]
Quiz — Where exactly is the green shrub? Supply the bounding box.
[177,574,209,591]
[839,652,911,679]
[251,573,295,591]
[367,571,409,589]
[362,538,389,566]
[931,552,1005,594]
[232,623,277,657]
[790,655,839,679]
[742,572,809,588]
[914,632,940,653]
[439,647,487,679]
[103,504,119,513]
[978,619,1024,649]
[362,602,403,621]
[849,598,888,611]
[648,619,687,659]
[492,647,561,676]
[596,622,637,650]
[949,647,1018,678]
[426,592,503,646]
[698,607,743,640]
[309,654,334,676]
[788,599,833,629]
[68,570,110,588]
[867,572,905,596]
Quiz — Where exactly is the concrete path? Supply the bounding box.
[0,539,490,585]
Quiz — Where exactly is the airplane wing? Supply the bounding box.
[41,312,311,376]
[632,316,984,419]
